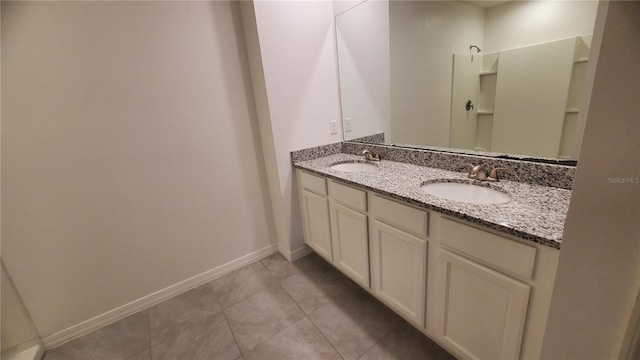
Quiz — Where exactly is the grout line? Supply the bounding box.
[356,343,377,360]
[355,322,398,360]
[221,310,244,358]
[263,252,345,359]
[243,318,309,358]
[307,315,345,360]
[276,270,309,318]
[146,309,152,359]
[216,259,275,311]
[221,259,305,356]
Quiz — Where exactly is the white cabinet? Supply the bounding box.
[431,216,556,360]
[370,220,427,327]
[300,190,332,261]
[298,171,332,261]
[297,170,370,287]
[328,180,370,288]
[370,194,428,327]
[436,249,530,360]
[295,169,559,360]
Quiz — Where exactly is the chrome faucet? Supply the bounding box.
[362,150,381,161]
[488,167,509,182]
[468,165,488,180]
[468,165,509,182]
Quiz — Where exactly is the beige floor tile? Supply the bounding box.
[280,265,358,314]
[359,322,455,360]
[151,312,240,360]
[224,285,305,353]
[149,282,222,345]
[310,288,401,360]
[127,349,151,360]
[259,252,297,279]
[211,261,278,308]
[263,252,357,314]
[243,318,341,360]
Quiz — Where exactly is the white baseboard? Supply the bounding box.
[620,287,640,359]
[1,339,45,360]
[42,243,278,350]
[290,245,314,261]
[277,243,292,262]
[277,243,313,262]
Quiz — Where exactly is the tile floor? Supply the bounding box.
[43,252,455,360]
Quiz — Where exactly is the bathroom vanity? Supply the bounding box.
[293,147,571,360]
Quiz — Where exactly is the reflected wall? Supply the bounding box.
[337,0,598,161]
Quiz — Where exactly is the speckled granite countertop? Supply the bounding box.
[294,154,571,250]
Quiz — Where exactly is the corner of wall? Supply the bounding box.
[248,1,343,259]
[238,0,289,255]
[333,0,365,17]
[541,1,640,358]
[277,243,313,263]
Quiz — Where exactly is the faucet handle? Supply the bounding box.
[488,167,509,182]
[468,164,488,180]
[362,149,381,161]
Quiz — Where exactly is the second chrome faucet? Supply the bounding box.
[468,165,509,182]
[362,150,381,161]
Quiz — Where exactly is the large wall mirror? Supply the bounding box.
[336,0,598,162]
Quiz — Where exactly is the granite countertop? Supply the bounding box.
[294,153,571,249]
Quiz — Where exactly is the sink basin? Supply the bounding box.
[330,161,378,172]
[420,181,511,204]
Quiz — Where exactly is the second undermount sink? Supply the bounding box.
[330,161,378,172]
[420,181,511,205]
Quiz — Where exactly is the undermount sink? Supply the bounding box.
[329,161,378,172]
[420,181,511,205]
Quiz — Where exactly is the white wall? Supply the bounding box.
[1,264,39,351]
[490,37,577,158]
[337,0,390,141]
[333,0,364,17]
[389,1,484,147]
[248,0,343,259]
[484,0,598,53]
[449,54,481,150]
[541,1,640,358]
[1,1,275,339]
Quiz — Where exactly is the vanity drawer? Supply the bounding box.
[299,171,327,196]
[441,217,536,280]
[372,195,428,239]
[329,180,367,212]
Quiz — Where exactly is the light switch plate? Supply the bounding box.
[344,117,352,132]
[329,120,338,135]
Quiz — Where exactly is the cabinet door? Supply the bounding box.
[330,202,369,288]
[370,220,426,327]
[301,190,332,261]
[436,249,530,360]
